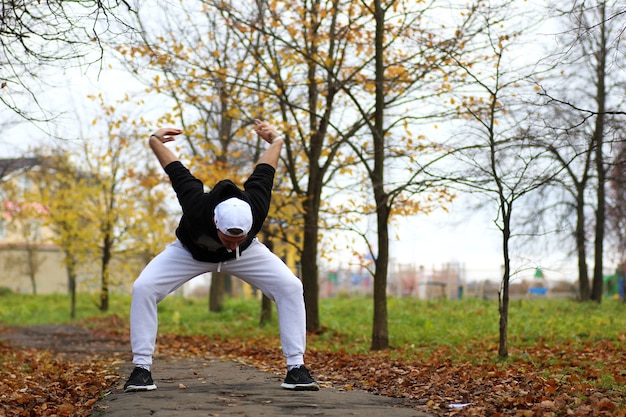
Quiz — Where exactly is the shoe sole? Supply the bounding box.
[281,382,320,391]
[124,384,157,392]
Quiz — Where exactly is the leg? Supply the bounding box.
[130,240,214,369]
[221,239,318,390]
[221,239,306,366]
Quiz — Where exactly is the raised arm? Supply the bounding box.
[148,128,183,169]
[253,119,284,169]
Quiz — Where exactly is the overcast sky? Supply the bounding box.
[0,1,596,285]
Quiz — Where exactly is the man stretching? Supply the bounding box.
[124,119,319,392]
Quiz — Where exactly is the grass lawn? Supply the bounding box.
[1,292,624,361]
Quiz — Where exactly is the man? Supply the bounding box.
[124,119,319,392]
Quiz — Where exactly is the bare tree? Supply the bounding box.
[0,0,134,122]
[537,0,626,301]
[430,2,561,358]
[524,100,596,300]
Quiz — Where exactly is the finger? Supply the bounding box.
[157,128,180,135]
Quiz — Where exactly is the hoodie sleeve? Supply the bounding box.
[164,161,206,216]
[244,163,275,225]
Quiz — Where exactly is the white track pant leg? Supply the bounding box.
[220,239,307,367]
[130,240,210,368]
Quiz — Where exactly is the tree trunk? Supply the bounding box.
[26,245,37,295]
[209,272,225,312]
[260,238,274,325]
[100,235,111,312]
[301,191,321,332]
[371,204,390,350]
[66,256,77,319]
[370,0,389,351]
[498,202,511,358]
[591,3,607,303]
[575,185,591,300]
[260,294,272,326]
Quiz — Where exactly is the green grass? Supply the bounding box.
[1,292,624,358]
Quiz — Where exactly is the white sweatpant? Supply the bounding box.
[130,238,306,369]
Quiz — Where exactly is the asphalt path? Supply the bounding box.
[95,357,432,417]
[1,324,432,417]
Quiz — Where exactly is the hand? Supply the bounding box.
[151,128,182,144]
[253,119,280,144]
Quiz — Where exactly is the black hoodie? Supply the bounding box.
[164,160,275,262]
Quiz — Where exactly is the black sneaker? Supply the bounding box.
[281,365,320,391]
[124,367,157,392]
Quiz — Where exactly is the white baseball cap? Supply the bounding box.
[214,197,253,237]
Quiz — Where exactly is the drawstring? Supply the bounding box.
[218,246,241,272]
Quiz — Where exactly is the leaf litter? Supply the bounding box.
[1,315,625,416]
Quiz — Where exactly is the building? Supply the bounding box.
[0,158,116,295]
[0,157,69,294]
